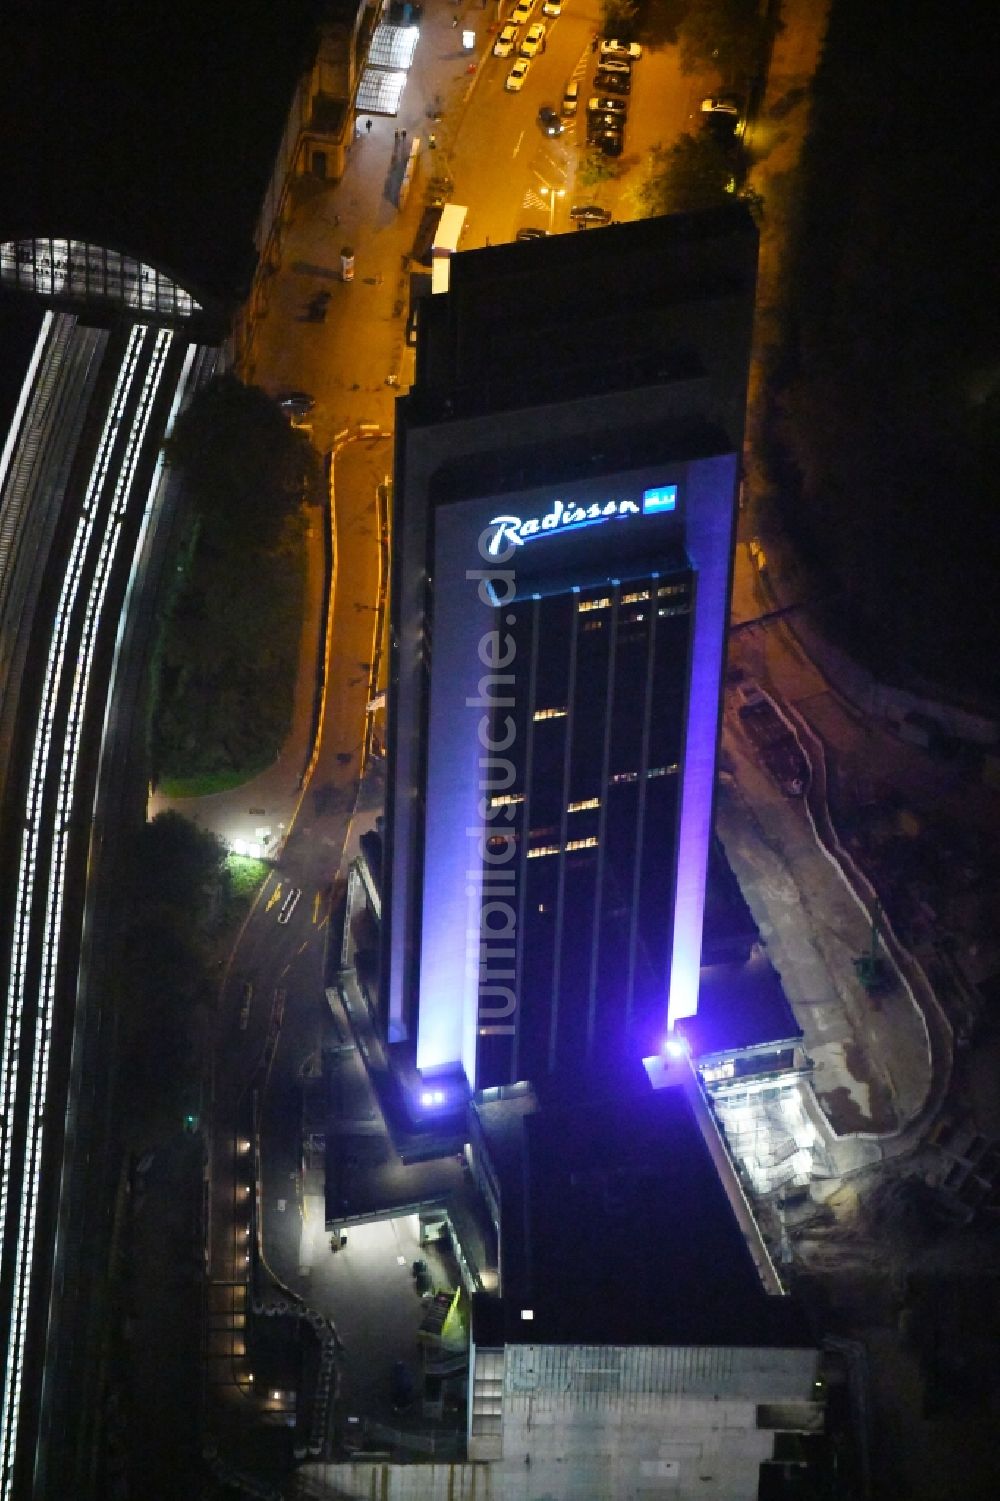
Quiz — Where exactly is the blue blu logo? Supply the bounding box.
[642,485,677,515]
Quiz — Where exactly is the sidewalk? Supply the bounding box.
[151,10,496,854]
[245,4,495,443]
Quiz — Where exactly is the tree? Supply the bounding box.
[600,0,637,39]
[116,812,230,1143]
[576,147,619,192]
[638,133,734,218]
[153,376,311,781]
[130,811,227,919]
[678,0,771,81]
[164,374,323,552]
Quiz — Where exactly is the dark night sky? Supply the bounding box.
[0,0,320,299]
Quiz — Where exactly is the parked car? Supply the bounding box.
[561,79,579,118]
[592,127,623,157]
[516,227,548,240]
[520,21,546,57]
[570,203,613,225]
[587,115,624,145]
[701,94,744,138]
[278,391,314,417]
[537,104,563,136]
[493,22,518,57]
[511,0,535,22]
[593,68,630,96]
[542,0,562,14]
[600,38,641,62]
[701,94,740,118]
[505,57,531,91]
[588,94,626,117]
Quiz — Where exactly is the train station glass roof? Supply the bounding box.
[0,238,201,316]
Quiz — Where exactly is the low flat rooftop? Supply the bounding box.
[473,1067,811,1351]
[686,951,802,1060]
[688,837,802,1059]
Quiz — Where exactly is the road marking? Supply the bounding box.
[513,129,524,158]
[280,963,290,978]
[297,940,309,956]
[313,890,323,924]
[318,914,329,930]
[265,884,282,912]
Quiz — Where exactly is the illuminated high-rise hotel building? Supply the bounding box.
[384,208,758,1098]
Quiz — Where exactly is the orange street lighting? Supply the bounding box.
[540,185,565,234]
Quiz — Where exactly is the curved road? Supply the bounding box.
[204,435,388,1450]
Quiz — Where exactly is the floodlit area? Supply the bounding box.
[297,1205,467,1450]
[712,1078,835,1196]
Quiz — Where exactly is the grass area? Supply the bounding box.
[225,854,270,903]
[157,762,273,799]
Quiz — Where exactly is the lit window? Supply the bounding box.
[565,836,598,852]
[567,797,600,813]
[520,1308,534,1321]
[657,583,687,598]
[527,844,559,859]
[578,596,612,613]
[647,764,678,778]
[490,792,524,807]
[610,770,639,785]
[658,604,690,618]
[621,589,650,604]
[702,1060,735,1084]
[533,706,568,721]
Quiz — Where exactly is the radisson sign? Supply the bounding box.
[485,485,677,557]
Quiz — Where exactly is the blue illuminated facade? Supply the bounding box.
[386,207,758,1095]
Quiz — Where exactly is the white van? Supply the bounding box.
[561,79,579,118]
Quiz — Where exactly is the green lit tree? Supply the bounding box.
[576,147,619,192]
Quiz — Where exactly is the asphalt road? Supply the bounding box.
[204,436,387,1444]
[444,17,713,241]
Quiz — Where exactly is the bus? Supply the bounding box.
[431,204,468,259]
[430,204,468,294]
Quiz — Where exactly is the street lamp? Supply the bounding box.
[541,186,564,234]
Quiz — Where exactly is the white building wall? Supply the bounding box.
[297,1343,819,1501]
[499,1391,778,1500]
